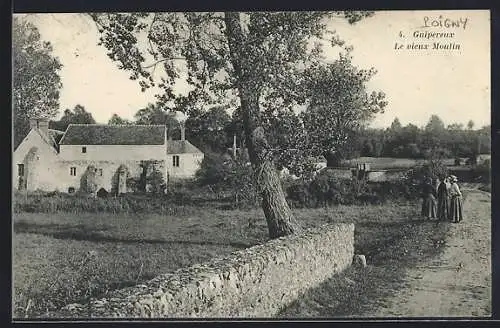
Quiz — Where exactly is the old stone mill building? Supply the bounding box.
[13,118,204,194]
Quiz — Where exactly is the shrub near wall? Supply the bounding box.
[285,171,419,208]
[43,223,354,319]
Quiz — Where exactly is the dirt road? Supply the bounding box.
[371,189,491,317]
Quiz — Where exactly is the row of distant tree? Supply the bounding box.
[354,116,491,160]
[47,102,491,166]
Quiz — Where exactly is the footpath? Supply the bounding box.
[371,189,491,317]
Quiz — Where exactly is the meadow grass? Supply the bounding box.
[14,201,433,318]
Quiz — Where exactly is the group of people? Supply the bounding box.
[421,175,463,223]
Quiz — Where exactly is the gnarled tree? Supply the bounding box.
[89,11,374,238]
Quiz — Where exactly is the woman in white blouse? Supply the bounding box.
[448,175,463,223]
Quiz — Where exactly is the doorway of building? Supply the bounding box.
[17,163,26,190]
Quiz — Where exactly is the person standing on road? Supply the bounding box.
[421,177,437,220]
[449,175,463,223]
[437,177,449,221]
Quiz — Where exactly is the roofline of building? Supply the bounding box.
[13,128,34,152]
[33,129,59,155]
[58,123,168,146]
[58,125,70,145]
[48,128,65,134]
[65,123,166,127]
[167,139,203,154]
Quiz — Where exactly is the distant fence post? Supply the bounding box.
[354,163,370,180]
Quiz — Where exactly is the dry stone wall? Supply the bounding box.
[44,223,354,319]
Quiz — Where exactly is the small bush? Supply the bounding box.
[195,152,232,191]
[195,152,258,206]
[409,159,449,183]
[475,160,491,184]
[80,165,98,194]
[285,168,418,208]
[286,179,314,207]
[146,167,166,194]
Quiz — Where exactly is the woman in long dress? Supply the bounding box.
[449,175,463,223]
[437,177,449,221]
[421,177,437,219]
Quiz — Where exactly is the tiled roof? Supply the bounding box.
[48,129,64,144]
[59,124,166,145]
[167,140,203,154]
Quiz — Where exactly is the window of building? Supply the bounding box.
[70,167,77,176]
[82,147,87,153]
[98,168,103,176]
[173,155,180,167]
[17,164,24,177]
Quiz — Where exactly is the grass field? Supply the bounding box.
[13,199,432,318]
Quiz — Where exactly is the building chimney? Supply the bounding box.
[29,118,38,130]
[38,119,49,136]
[180,122,186,141]
[29,118,49,136]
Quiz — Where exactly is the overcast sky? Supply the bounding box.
[15,10,490,129]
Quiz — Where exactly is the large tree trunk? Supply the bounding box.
[240,89,298,238]
[225,12,299,239]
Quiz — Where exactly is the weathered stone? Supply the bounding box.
[44,223,354,319]
[353,254,367,268]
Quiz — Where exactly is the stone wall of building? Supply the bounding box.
[12,129,60,192]
[58,145,166,162]
[44,223,354,319]
[52,160,168,194]
[167,153,204,179]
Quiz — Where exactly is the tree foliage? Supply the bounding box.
[108,113,132,125]
[358,116,490,160]
[13,16,63,148]
[126,160,166,194]
[185,105,232,152]
[80,165,98,194]
[467,120,475,130]
[50,104,96,131]
[90,11,377,238]
[301,54,387,165]
[133,103,183,138]
[195,151,258,205]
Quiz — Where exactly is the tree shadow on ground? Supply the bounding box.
[14,221,253,249]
